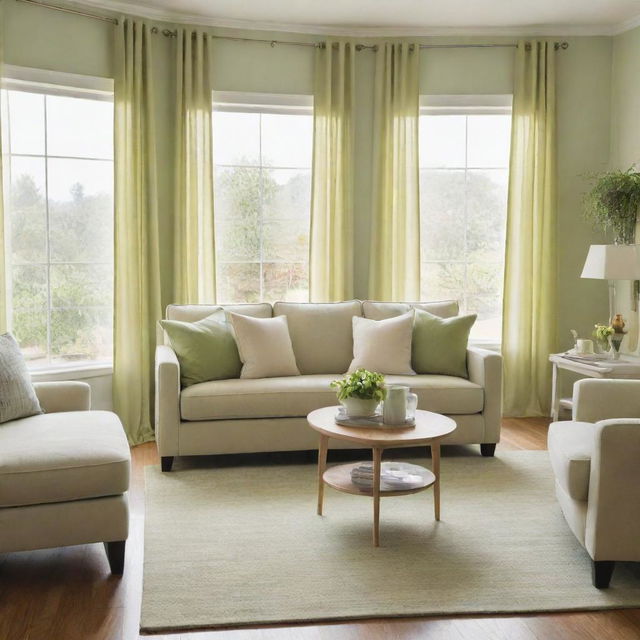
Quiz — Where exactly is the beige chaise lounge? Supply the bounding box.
[0,382,131,574]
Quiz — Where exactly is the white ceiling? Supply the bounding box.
[76,0,640,35]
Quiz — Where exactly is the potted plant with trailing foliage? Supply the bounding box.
[331,368,386,417]
[584,167,640,244]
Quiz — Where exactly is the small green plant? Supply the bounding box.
[331,368,386,402]
[593,323,614,348]
[584,167,640,244]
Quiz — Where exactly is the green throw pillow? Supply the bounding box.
[160,310,242,387]
[411,309,476,378]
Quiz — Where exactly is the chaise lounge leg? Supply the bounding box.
[592,560,615,589]
[161,456,174,472]
[104,540,126,575]
[480,443,496,457]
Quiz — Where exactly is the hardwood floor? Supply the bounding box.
[1,417,639,640]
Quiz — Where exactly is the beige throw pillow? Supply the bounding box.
[348,311,415,375]
[227,312,300,379]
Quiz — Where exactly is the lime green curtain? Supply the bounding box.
[309,40,355,301]
[113,18,162,444]
[369,42,420,301]
[0,0,7,333]
[174,27,216,304]
[502,40,557,417]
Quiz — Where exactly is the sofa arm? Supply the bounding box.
[33,381,91,413]
[155,344,181,457]
[573,379,640,423]
[467,347,503,443]
[585,418,640,562]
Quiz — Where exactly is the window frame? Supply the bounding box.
[212,91,314,304]
[2,66,115,373]
[419,95,512,350]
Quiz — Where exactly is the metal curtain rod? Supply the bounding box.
[15,0,569,51]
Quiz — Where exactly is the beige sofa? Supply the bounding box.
[155,300,503,471]
[548,378,640,588]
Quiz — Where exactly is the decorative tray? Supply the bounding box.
[335,410,415,430]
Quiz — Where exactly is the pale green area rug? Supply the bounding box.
[141,451,640,633]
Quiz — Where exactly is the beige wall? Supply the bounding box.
[3,2,613,359]
[609,26,640,353]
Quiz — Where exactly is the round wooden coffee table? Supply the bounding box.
[307,406,457,547]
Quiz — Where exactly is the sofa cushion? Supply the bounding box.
[0,333,43,424]
[0,411,130,508]
[273,301,362,374]
[180,374,483,421]
[548,421,594,502]
[349,312,415,375]
[363,300,459,320]
[166,303,272,323]
[161,309,242,387]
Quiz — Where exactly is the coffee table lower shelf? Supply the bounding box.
[323,462,436,497]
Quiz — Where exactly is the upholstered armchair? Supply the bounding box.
[548,378,640,588]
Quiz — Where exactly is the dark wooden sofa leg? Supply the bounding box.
[161,456,174,472]
[104,540,126,575]
[592,560,615,589]
[480,443,496,457]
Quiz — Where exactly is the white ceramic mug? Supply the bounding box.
[576,339,594,355]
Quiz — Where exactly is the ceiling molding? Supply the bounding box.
[35,0,640,38]
[612,13,640,35]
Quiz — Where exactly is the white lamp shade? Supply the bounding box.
[581,244,640,280]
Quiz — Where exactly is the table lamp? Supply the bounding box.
[581,244,640,324]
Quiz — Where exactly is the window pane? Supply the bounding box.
[261,114,312,168]
[467,115,511,168]
[12,264,48,309]
[9,157,47,264]
[8,91,45,155]
[263,169,311,220]
[421,262,464,301]
[215,222,260,262]
[263,262,308,302]
[419,169,465,261]
[46,95,114,159]
[466,294,502,341]
[50,307,112,364]
[216,262,261,303]
[47,158,113,203]
[11,264,48,366]
[419,115,465,168]
[263,219,309,262]
[213,112,260,166]
[466,169,508,259]
[50,263,113,309]
[214,166,261,222]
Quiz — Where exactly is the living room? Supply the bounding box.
[1,0,640,638]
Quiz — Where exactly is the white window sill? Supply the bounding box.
[469,340,501,353]
[29,363,113,381]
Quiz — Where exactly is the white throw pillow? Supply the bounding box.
[227,312,301,379]
[348,311,415,375]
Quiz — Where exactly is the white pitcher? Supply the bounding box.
[383,385,409,425]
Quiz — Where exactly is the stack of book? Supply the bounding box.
[351,461,427,491]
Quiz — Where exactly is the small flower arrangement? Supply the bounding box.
[331,368,386,402]
[593,324,614,351]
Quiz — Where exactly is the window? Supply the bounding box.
[213,93,313,303]
[3,82,114,368]
[419,97,511,342]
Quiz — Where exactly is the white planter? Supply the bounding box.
[342,397,379,417]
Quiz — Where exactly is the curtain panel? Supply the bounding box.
[113,18,163,444]
[309,40,355,301]
[369,41,420,302]
[173,28,216,304]
[0,0,7,333]
[502,40,558,417]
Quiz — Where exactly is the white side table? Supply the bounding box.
[549,353,640,421]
